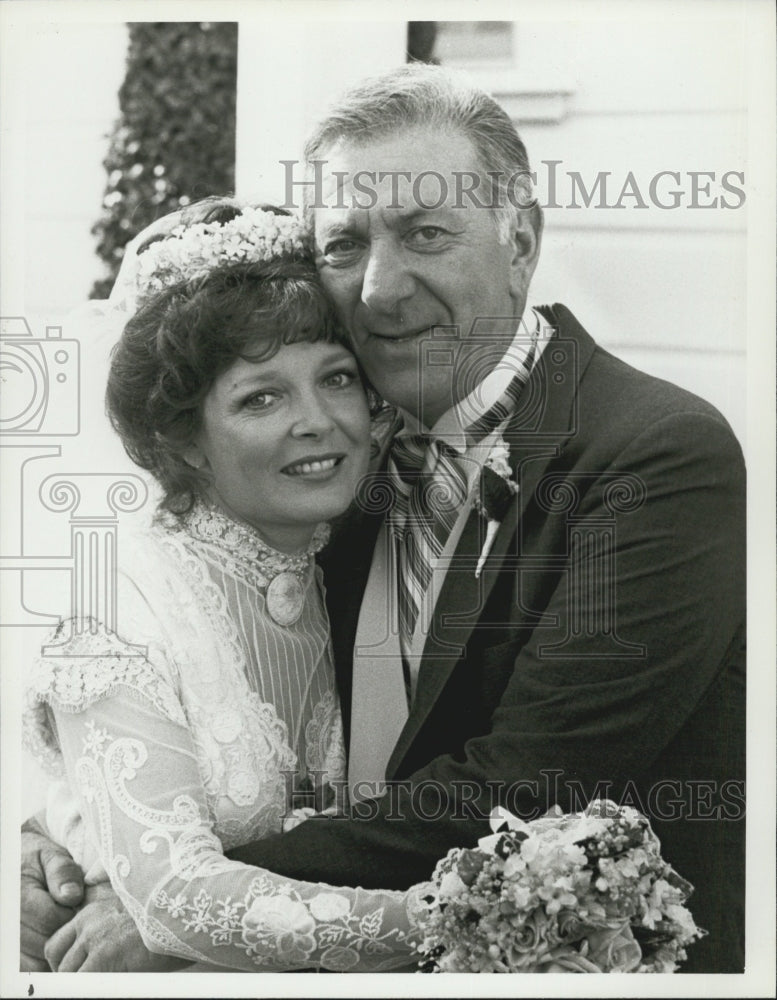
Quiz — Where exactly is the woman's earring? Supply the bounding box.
[183,446,207,471]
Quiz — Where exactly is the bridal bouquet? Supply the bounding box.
[417,799,704,973]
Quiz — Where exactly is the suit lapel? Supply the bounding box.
[387,304,598,775]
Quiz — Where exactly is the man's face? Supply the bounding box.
[313,125,541,426]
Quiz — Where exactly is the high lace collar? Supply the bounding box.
[156,501,330,585]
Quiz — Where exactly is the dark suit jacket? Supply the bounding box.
[231,305,746,973]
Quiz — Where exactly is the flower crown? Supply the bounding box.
[134,206,309,305]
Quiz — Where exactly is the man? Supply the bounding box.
[22,64,745,973]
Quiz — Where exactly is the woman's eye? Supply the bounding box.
[243,390,281,411]
[323,369,358,389]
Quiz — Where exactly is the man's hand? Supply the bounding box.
[44,884,189,972]
[20,817,84,971]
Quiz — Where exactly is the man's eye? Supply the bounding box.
[407,226,449,246]
[323,239,360,257]
[323,369,358,389]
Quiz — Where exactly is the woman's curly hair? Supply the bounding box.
[106,204,347,514]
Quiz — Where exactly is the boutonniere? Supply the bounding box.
[474,438,519,578]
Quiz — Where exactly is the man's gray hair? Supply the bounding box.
[304,63,534,241]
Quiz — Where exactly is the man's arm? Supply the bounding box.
[230,409,745,887]
[20,815,84,970]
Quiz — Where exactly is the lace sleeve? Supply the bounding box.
[50,691,423,971]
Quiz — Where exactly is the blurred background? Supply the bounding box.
[0,8,755,813]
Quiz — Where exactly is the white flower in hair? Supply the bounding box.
[134,206,309,305]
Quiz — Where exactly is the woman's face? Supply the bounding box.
[188,339,371,552]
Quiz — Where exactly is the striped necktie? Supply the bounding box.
[389,337,537,646]
[390,434,469,643]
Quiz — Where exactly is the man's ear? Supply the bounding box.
[508,202,543,304]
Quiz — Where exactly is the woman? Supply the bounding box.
[23,201,421,972]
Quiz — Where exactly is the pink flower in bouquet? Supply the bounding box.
[585,923,643,972]
[550,907,587,946]
[535,948,603,973]
[505,910,555,969]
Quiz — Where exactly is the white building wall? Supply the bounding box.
[509,19,748,447]
[6,22,129,327]
[235,21,408,202]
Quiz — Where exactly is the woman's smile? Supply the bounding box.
[281,453,346,479]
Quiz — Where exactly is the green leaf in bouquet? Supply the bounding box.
[664,867,695,899]
[457,849,486,886]
[632,923,678,950]
[493,830,527,859]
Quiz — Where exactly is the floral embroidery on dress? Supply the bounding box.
[151,871,416,970]
[63,712,420,970]
[20,500,420,971]
[82,719,111,757]
[238,876,414,970]
[27,644,185,723]
[121,890,216,965]
[305,689,347,792]
[147,504,345,844]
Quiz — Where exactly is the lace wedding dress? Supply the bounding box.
[24,502,422,972]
